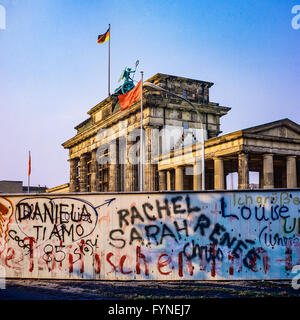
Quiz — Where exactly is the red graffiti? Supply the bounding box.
[249,255,258,272]
[262,253,270,274]
[106,252,118,273]
[46,255,56,272]
[136,246,149,276]
[79,253,84,274]
[285,243,293,272]
[119,255,132,275]
[23,236,35,272]
[211,243,216,277]
[94,254,101,274]
[178,251,193,277]
[157,253,172,275]
[68,254,73,273]
[5,247,16,269]
[228,252,234,275]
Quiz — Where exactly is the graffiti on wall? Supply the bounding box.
[0,191,299,280]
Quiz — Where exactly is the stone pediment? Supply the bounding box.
[243,118,300,139]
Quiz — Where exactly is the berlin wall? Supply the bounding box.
[0,190,299,280]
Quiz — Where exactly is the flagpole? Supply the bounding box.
[108,24,111,96]
[140,71,144,191]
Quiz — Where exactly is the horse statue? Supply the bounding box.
[113,60,139,96]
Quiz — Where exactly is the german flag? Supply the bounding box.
[97,28,109,44]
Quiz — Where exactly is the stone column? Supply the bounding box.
[193,162,202,190]
[263,154,274,189]
[214,157,224,190]
[79,153,88,192]
[286,156,297,188]
[109,164,118,192]
[159,171,167,191]
[125,133,135,191]
[258,166,264,188]
[238,152,249,189]
[166,170,172,191]
[69,158,79,192]
[144,126,157,191]
[109,140,118,192]
[90,149,99,192]
[175,166,184,191]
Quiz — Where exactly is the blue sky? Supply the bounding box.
[0,0,299,188]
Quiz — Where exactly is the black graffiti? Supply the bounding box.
[73,238,98,264]
[109,195,200,249]
[42,237,98,264]
[183,239,257,270]
[16,202,93,224]
[259,225,298,247]
[183,241,224,262]
[14,197,101,245]
[116,195,200,228]
[8,230,35,255]
[220,197,238,220]
[192,214,253,252]
[43,243,66,263]
[109,207,257,267]
[221,197,290,222]
[242,247,261,270]
[182,213,257,269]
[34,223,85,242]
[109,229,126,249]
[109,219,190,249]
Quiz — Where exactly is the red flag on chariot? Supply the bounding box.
[118,80,142,111]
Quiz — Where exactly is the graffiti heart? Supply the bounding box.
[15,197,98,245]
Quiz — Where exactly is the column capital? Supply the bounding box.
[237,150,249,156]
[263,153,274,159]
[213,156,224,161]
[80,152,90,161]
[69,156,80,162]
[143,124,160,130]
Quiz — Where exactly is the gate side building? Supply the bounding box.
[157,118,300,191]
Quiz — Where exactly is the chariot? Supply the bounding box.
[113,60,139,96]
